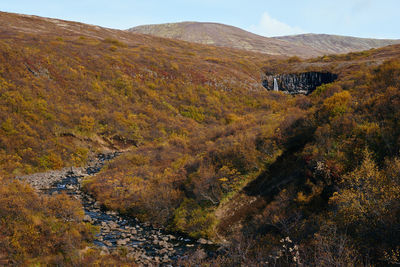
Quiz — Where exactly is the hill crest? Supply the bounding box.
[129,21,400,57]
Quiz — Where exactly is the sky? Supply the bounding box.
[1,0,400,39]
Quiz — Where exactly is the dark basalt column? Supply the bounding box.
[262,72,338,95]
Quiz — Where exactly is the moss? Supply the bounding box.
[172,198,216,239]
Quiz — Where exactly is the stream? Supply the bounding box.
[21,152,216,266]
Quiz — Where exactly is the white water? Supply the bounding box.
[273,78,279,91]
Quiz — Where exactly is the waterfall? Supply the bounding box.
[273,78,279,91]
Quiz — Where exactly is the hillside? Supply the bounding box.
[0,11,275,177]
[129,22,400,57]
[1,11,400,266]
[275,33,400,54]
[84,43,400,266]
[0,11,279,264]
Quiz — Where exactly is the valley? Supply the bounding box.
[0,10,399,266]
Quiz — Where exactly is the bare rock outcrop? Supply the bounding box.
[263,71,338,95]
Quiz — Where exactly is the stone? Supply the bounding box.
[162,254,170,261]
[159,241,168,247]
[100,247,109,256]
[197,238,208,245]
[127,252,138,260]
[140,254,150,260]
[117,239,128,246]
[83,215,92,223]
[106,210,117,216]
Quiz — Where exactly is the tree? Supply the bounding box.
[330,149,400,262]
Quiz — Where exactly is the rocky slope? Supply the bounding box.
[129,22,400,57]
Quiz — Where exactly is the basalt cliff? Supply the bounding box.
[262,71,338,95]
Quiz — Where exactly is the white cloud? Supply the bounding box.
[248,12,305,37]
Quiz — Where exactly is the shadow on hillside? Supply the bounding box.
[244,149,306,200]
[244,117,315,200]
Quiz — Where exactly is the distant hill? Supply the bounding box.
[274,33,400,55]
[128,22,326,57]
[129,22,400,57]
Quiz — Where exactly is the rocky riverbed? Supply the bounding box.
[18,152,215,266]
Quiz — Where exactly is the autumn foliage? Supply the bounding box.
[0,177,95,265]
[1,11,400,265]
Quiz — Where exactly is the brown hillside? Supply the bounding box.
[0,11,278,177]
[1,11,400,266]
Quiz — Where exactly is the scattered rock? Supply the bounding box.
[116,239,129,246]
[19,152,211,265]
[83,215,92,223]
[100,246,109,255]
[159,248,168,254]
[197,238,208,245]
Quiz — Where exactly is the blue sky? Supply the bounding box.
[2,0,399,39]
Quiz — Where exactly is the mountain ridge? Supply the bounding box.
[129,21,325,57]
[129,21,400,57]
[275,33,400,54]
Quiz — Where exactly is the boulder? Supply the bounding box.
[116,239,127,246]
[116,238,130,246]
[197,238,208,244]
[83,215,92,223]
[100,247,109,256]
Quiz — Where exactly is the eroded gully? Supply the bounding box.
[19,152,216,266]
